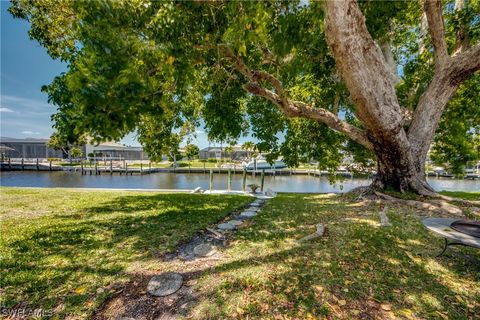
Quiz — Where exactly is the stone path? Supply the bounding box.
[95,195,272,320]
[137,196,270,318]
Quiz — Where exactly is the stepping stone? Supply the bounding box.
[193,243,216,257]
[250,202,262,207]
[147,272,183,297]
[246,207,260,212]
[227,220,243,226]
[240,211,257,218]
[217,223,236,230]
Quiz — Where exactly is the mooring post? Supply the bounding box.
[95,160,98,175]
[149,161,152,173]
[81,160,84,175]
[49,160,52,171]
[125,163,128,175]
[36,158,39,171]
[21,158,24,170]
[8,158,11,169]
[242,169,247,192]
[140,162,143,175]
[209,169,213,192]
[110,159,113,175]
[227,168,232,191]
[261,169,265,192]
[203,162,206,174]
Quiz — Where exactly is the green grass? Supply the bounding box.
[0,188,250,319]
[440,191,480,201]
[192,193,480,319]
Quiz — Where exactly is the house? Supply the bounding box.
[85,141,148,160]
[0,137,66,159]
[199,146,249,160]
[0,137,148,161]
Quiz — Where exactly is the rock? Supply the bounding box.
[193,243,216,257]
[265,188,277,197]
[379,207,391,227]
[227,220,243,226]
[298,224,325,242]
[246,207,260,212]
[217,223,236,230]
[147,272,183,297]
[240,211,257,218]
[250,202,262,207]
[206,227,224,238]
[191,187,203,194]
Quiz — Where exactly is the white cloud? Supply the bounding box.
[21,130,41,135]
[0,107,14,113]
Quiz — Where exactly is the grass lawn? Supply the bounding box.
[0,188,250,319]
[192,193,480,319]
[440,191,480,201]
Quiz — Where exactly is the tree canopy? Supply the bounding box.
[9,0,480,191]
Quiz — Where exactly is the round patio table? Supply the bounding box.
[422,218,480,257]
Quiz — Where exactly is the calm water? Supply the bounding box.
[1,171,478,193]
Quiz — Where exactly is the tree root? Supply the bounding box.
[374,191,466,217]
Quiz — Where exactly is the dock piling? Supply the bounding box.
[227,168,232,191]
[21,158,24,170]
[261,169,265,192]
[209,169,213,192]
[242,169,247,192]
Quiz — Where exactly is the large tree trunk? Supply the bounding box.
[371,144,434,195]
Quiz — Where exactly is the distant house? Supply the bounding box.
[0,137,65,159]
[0,137,148,161]
[199,146,248,160]
[86,142,148,161]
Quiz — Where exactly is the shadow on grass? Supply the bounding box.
[187,194,479,319]
[1,192,249,317]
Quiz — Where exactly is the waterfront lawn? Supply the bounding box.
[440,191,480,201]
[192,193,480,319]
[0,188,250,319]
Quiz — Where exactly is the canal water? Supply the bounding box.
[0,171,478,193]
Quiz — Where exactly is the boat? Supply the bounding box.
[243,156,286,170]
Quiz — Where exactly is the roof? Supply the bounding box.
[200,146,246,152]
[0,137,49,143]
[91,142,143,151]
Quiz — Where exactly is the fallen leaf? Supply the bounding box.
[75,286,86,294]
[338,300,347,306]
[314,285,324,294]
[380,304,392,311]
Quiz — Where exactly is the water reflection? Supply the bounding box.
[0,171,478,193]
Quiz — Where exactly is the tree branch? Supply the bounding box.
[424,0,449,69]
[449,44,480,85]
[217,47,373,150]
[242,82,374,150]
[408,43,480,171]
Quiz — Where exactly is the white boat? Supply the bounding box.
[243,156,286,170]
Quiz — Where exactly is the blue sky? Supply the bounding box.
[1,2,254,148]
[1,1,67,140]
